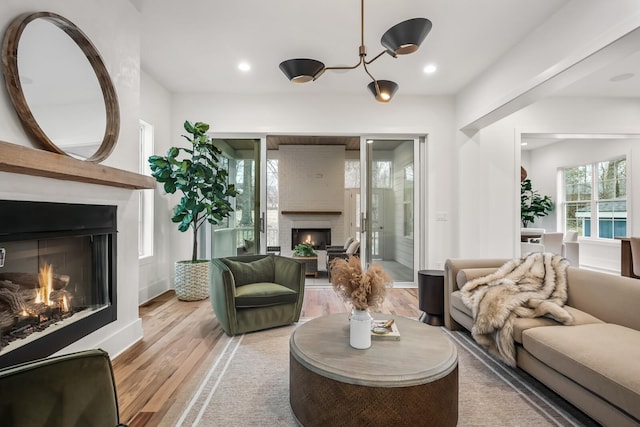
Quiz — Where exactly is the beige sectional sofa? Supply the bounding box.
[444,258,640,427]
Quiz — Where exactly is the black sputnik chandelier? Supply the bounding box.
[279,0,432,102]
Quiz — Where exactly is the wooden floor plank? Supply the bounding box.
[113,287,420,425]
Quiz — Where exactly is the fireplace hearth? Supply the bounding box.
[0,200,117,369]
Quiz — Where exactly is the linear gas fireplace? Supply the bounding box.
[0,200,117,369]
[291,228,331,250]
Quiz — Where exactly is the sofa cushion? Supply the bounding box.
[235,282,298,308]
[512,306,603,343]
[523,323,640,421]
[456,267,499,289]
[451,291,603,344]
[222,256,275,286]
[450,290,471,317]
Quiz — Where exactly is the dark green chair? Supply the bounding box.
[210,254,306,336]
[0,349,126,427]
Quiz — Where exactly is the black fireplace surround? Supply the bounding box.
[0,200,117,369]
[291,228,331,250]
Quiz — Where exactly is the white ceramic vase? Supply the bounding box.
[350,308,373,349]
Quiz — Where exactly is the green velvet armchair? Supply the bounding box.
[0,349,126,427]
[210,254,306,336]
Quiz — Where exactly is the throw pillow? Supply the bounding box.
[222,255,275,287]
[346,240,360,255]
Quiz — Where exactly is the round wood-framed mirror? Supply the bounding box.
[1,11,119,163]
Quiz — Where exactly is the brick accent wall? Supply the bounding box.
[279,145,346,257]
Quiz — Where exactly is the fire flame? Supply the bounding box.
[36,263,54,306]
[61,294,70,313]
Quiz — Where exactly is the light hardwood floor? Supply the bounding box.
[112,287,421,426]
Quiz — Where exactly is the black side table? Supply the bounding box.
[418,270,445,326]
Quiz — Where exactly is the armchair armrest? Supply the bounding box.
[210,259,239,334]
[274,256,305,292]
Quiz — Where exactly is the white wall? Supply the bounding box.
[0,0,143,359]
[170,93,457,270]
[139,70,178,302]
[455,123,520,258]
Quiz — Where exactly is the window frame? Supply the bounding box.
[561,156,627,240]
[138,120,155,259]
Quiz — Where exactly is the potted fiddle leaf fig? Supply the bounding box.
[149,120,238,301]
[521,178,553,228]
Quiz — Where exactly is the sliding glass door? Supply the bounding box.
[361,138,417,283]
[206,138,264,259]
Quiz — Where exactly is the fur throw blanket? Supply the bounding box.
[461,252,573,366]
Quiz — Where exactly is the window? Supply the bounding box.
[372,161,392,188]
[345,160,360,188]
[212,156,230,230]
[563,158,626,238]
[138,121,154,258]
[344,160,392,189]
[266,159,279,246]
[233,158,254,248]
[403,164,414,238]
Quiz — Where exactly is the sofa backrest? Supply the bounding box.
[566,267,640,330]
[445,258,640,332]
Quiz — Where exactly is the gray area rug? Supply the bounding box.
[161,321,598,427]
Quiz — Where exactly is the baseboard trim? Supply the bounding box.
[54,317,143,361]
[139,279,171,305]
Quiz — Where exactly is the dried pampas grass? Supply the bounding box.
[329,255,392,310]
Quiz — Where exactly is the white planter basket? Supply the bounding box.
[175,260,210,301]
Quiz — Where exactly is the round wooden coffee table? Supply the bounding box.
[289,313,458,426]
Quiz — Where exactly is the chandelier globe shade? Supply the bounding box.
[381,18,432,55]
[367,80,399,102]
[279,59,325,83]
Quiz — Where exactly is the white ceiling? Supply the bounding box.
[137,0,581,98]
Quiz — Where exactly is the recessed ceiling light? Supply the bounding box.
[423,64,437,74]
[238,62,251,72]
[610,72,634,82]
[521,142,528,146]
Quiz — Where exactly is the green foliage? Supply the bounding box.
[521,178,553,228]
[149,120,238,261]
[293,243,316,257]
